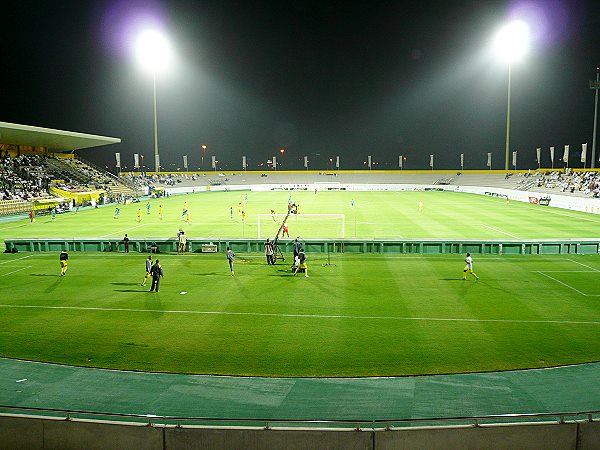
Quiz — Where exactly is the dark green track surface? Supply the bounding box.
[1,358,599,422]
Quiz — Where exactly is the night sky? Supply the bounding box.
[3,0,600,171]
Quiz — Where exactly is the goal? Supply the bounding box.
[257,213,345,239]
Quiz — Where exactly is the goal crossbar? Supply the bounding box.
[257,213,345,239]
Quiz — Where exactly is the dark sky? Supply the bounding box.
[3,0,600,171]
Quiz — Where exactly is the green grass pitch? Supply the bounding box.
[2,190,600,240]
[1,190,600,377]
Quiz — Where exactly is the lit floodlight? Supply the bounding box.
[135,30,172,72]
[493,20,530,63]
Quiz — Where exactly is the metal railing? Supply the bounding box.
[0,405,598,429]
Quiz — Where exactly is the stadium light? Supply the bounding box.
[493,20,530,171]
[201,144,207,169]
[135,30,173,173]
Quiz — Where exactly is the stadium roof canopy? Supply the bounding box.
[0,122,121,152]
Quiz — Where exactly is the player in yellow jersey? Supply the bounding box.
[59,250,69,276]
[142,255,153,286]
[136,208,142,223]
[158,204,164,220]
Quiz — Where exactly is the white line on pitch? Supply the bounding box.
[530,270,592,273]
[100,224,149,238]
[536,272,589,296]
[0,255,32,265]
[0,223,29,230]
[0,266,32,277]
[1,304,600,325]
[567,259,600,272]
[543,209,600,223]
[479,224,520,239]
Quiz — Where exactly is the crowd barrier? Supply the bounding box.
[4,237,600,255]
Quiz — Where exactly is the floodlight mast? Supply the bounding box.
[153,71,159,173]
[493,21,530,171]
[135,30,172,173]
[591,68,600,169]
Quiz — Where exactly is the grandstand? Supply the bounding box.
[123,168,600,200]
[0,122,140,214]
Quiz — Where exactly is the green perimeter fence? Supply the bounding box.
[4,238,600,255]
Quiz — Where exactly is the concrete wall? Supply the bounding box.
[0,416,163,450]
[165,427,372,450]
[375,423,577,450]
[1,415,599,450]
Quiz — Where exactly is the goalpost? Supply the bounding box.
[257,213,345,239]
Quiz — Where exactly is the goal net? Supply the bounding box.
[257,213,345,239]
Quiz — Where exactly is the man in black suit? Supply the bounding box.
[150,260,164,292]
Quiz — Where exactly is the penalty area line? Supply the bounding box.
[567,259,600,273]
[479,224,520,239]
[0,304,600,325]
[535,271,590,296]
[0,266,32,277]
[100,223,149,238]
[0,255,32,265]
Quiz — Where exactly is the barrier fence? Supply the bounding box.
[1,406,599,450]
[4,237,600,255]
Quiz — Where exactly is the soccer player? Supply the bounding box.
[51,207,56,221]
[181,201,188,221]
[462,253,479,281]
[136,208,142,223]
[241,210,246,223]
[418,201,423,212]
[114,207,121,219]
[185,210,191,223]
[293,248,309,277]
[351,198,355,207]
[178,230,187,255]
[158,204,164,220]
[59,250,68,276]
[230,207,233,220]
[282,222,289,238]
[142,255,153,286]
[149,260,164,292]
[270,209,276,222]
[29,210,35,223]
[226,247,235,275]
[146,201,151,215]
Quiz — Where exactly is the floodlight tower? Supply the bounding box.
[135,30,173,173]
[591,68,600,169]
[493,21,530,171]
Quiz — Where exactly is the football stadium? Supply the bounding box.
[2,121,600,448]
[3,2,600,449]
